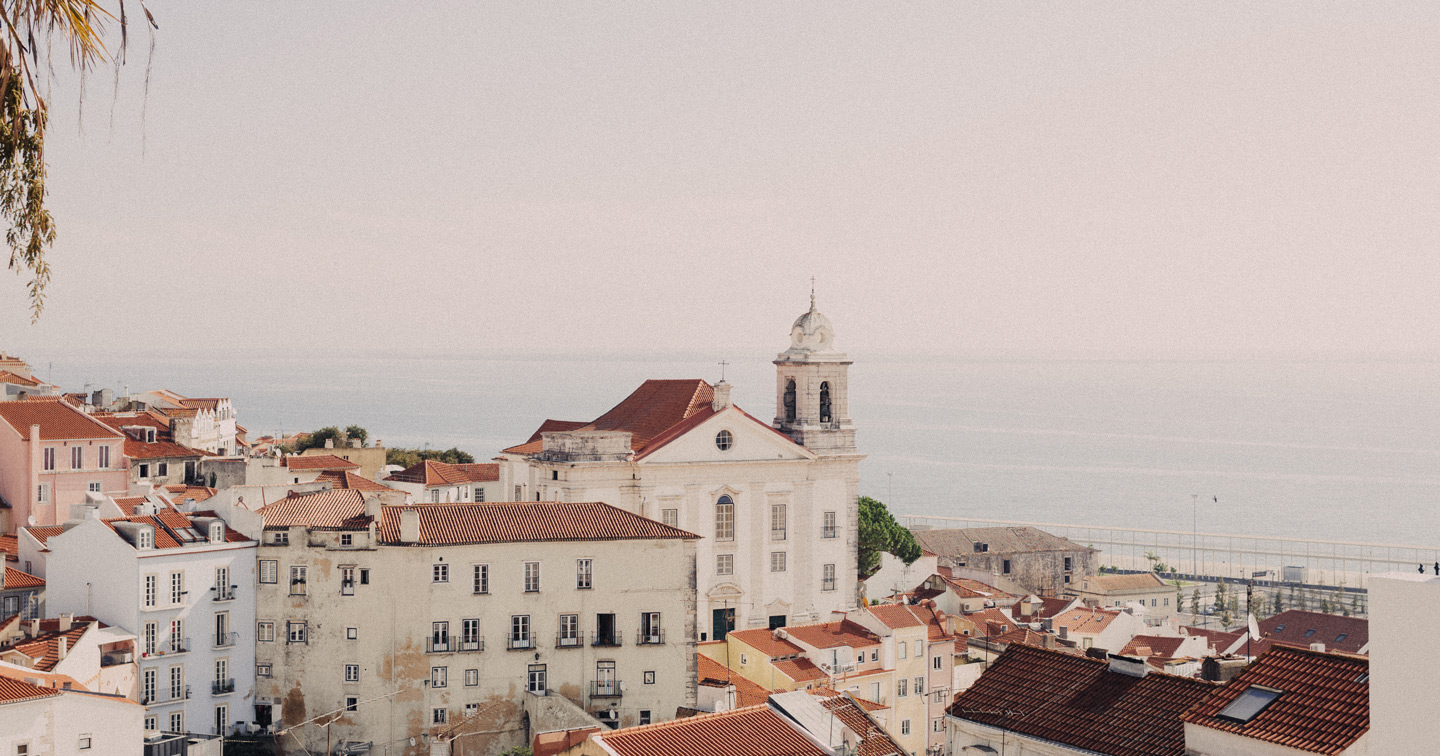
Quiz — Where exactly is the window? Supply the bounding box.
[644,671,656,685]
[915,676,924,694]
[257,663,272,678]
[346,627,358,640]
[639,710,652,725]
[473,486,485,502]
[287,621,307,644]
[524,561,541,592]
[934,719,944,733]
[1002,559,1012,575]
[71,445,83,469]
[1218,685,1284,723]
[145,715,157,731]
[430,489,440,503]
[872,649,879,662]
[88,481,101,493]
[137,528,153,549]
[1303,628,1316,638]
[1336,633,1348,643]
[273,531,289,546]
[662,509,678,527]
[515,485,523,500]
[819,382,832,422]
[933,656,943,670]
[715,430,733,451]
[465,669,479,686]
[432,708,447,725]
[171,571,185,604]
[169,665,184,700]
[340,533,353,547]
[783,379,796,422]
[1064,556,1073,571]
[36,484,48,503]
[898,641,907,660]
[558,614,580,646]
[576,559,592,589]
[169,712,183,733]
[345,696,358,712]
[900,719,911,736]
[345,664,359,683]
[527,664,547,694]
[1164,598,1170,607]
[42,447,55,471]
[144,575,157,607]
[166,619,184,653]
[641,612,662,644]
[898,678,908,697]
[289,566,307,595]
[143,623,157,655]
[823,511,837,538]
[340,566,356,595]
[511,615,532,646]
[770,551,786,572]
[360,568,369,585]
[98,445,110,469]
[460,619,481,649]
[715,496,735,541]
[142,669,156,703]
[472,564,489,594]
[717,554,734,575]
[430,667,447,688]
[740,653,749,665]
[259,560,278,584]
[914,639,922,657]
[822,563,836,591]
[432,621,450,651]
[771,502,787,541]
[433,563,449,583]
[157,462,168,477]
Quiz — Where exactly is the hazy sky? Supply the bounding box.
[4,2,1438,359]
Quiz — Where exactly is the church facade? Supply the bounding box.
[496,298,863,639]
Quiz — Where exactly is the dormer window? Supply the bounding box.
[146,428,156,443]
[209,523,224,544]
[138,528,154,550]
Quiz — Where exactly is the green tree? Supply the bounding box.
[1,1,156,318]
[857,496,919,578]
[1190,588,1200,616]
[344,425,369,446]
[1214,579,1227,612]
[291,426,344,452]
[386,446,476,468]
[1273,590,1284,614]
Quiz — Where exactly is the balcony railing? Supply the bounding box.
[636,629,665,646]
[141,685,191,705]
[822,579,837,592]
[772,528,787,542]
[458,638,484,652]
[214,632,239,649]
[590,680,622,698]
[822,526,838,539]
[555,633,582,649]
[211,585,237,602]
[147,637,190,656]
[591,630,622,648]
[428,638,452,653]
[506,636,535,651]
[101,651,134,667]
[340,581,355,596]
[211,678,235,695]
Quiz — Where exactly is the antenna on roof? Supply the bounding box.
[718,360,728,382]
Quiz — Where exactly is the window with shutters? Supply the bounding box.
[257,622,275,643]
[662,509,678,527]
[71,446,83,470]
[770,552,786,572]
[716,554,733,575]
[290,566,307,595]
[770,502,787,541]
[259,561,277,584]
[715,496,734,541]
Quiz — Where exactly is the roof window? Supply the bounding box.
[1335,633,1348,643]
[1217,685,1283,723]
[1302,629,1316,638]
[1274,624,1287,632]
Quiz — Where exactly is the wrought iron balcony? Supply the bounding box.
[590,680,622,698]
[211,585,237,602]
[458,638,484,652]
[427,638,452,653]
[506,636,535,650]
[591,630,622,648]
[555,633,582,649]
[211,678,235,695]
[214,632,239,649]
[636,629,665,646]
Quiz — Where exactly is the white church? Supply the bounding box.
[497,296,863,640]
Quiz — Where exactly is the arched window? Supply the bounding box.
[715,495,735,541]
[819,382,832,423]
[783,379,797,422]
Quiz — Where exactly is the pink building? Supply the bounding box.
[0,399,128,532]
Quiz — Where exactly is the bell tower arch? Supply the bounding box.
[774,293,856,455]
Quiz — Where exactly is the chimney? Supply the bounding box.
[128,481,154,497]
[400,508,421,544]
[324,438,335,449]
[56,637,67,660]
[1058,626,1068,639]
[711,381,732,412]
[28,619,40,637]
[1310,643,1326,653]
[364,495,381,519]
[59,613,73,632]
[349,438,361,448]
[1108,654,1149,678]
[1042,634,1057,651]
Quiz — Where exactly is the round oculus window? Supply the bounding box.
[715,430,734,451]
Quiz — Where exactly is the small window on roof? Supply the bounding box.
[1217,685,1283,723]
[1274,624,1286,632]
[1335,633,1348,643]
[1302,629,1316,638]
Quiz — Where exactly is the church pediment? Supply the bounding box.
[636,406,815,465]
[707,582,744,600]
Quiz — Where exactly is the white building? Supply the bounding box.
[1368,571,1436,753]
[40,502,258,737]
[497,297,863,639]
[0,667,144,756]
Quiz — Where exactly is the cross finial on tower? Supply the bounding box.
[809,276,816,310]
[718,359,729,381]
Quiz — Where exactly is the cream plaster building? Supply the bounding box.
[497,297,863,640]
[250,491,698,756]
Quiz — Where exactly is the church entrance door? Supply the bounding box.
[712,608,735,641]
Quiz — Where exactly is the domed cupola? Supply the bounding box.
[773,292,857,455]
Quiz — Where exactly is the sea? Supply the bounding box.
[37,351,1440,547]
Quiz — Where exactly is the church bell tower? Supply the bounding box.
[774,293,857,455]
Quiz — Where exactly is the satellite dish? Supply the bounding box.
[1247,613,1261,641]
[26,515,36,527]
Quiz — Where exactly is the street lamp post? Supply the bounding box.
[1192,493,1198,578]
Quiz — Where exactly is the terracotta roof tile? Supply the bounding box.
[0,675,60,704]
[378,502,699,545]
[1182,645,1369,754]
[0,399,124,441]
[595,704,826,756]
[914,526,1094,557]
[0,534,16,562]
[524,419,588,444]
[123,439,209,460]
[697,655,774,707]
[771,658,827,683]
[1257,610,1368,655]
[259,489,371,530]
[1079,572,1171,593]
[948,644,1216,756]
[162,485,217,504]
[0,617,99,671]
[21,526,65,548]
[315,470,395,492]
[0,370,41,387]
[3,567,43,589]
[1182,626,1246,655]
[100,511,252,550]
[385,460,498,486]
[284,454,360,471]
[865,603,926,630]
[781,620,880,650]
[814,692,904,756]
[727,628,805,659]
[1119,635,1188,658]
[1051,607,1123,636]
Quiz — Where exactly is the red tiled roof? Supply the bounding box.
[0,399,124,441]
[123,439,209,461]
[1183,645,1369,754]
[101,511,252,550]
[1079,572,1172,593]
[1119,635,1188,658]
[316,470,394,492]
[378,502,699,545]
[0,370,41,387]
[781,620,880,650]
[0,675,60,704]
[284,454,360,471]
[727,628,805,659]
[960,608,1016,637]
[1051,607,1123,636]
[385,460,498,486]
[1012,596,1078,622]
[0,534,16,562]
[595,704,827,756]
[92,412,171,434]
[948,644,1216,756]
[941,574,1017,601]
[863,603,926,630]
[21,526,65,548]
[523,419,588,444]
[697,655,774,707]
[991,627,1056,649]
[1183,626,1245,655]
[504,379,713,456]
[0,617,99,671]
[814,692,904,756]
[3,567,43,589]
[771,658,827,683]
[162,485,217,504]
[809,687,886,712]
[1257,610,1368,655]
[259,489,371,530]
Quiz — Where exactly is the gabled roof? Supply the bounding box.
[727,628,805,659]
[1118,635,1189,659]
[1051,607,1125,636]
[523,419,588,444]
[0,370,41,387]
[1182,645,1369,754]
[1183,626,1245,656]
[913,526,1094,557]
[960,608,1017,637]
[162,485,217,504]
[1078,572,1172,593]
[259,489,371,531]
[594,704,827,756]
[3,567,43,590]
[20,526,64,548]
[384,460,498,486]
[377,502,699,546]
[0,534,16,562]
[781,620,880,650]
[865,603,926,630]
[0,675,60,705]
[813,692,904,756]
[0,399,124,441]
[123,439,209,461]
[937,572,1017,601]
[100,510,252,550]
[284,454,360,471]
[948,644,1216,756]
[772,658,827,683]
[1257,610,1368,655]
[1012,596,1080,623]
[316,470,395,492]
[697,654,773,707]
[0,618,99,671]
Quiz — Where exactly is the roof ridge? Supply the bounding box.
[605,703,772,736]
